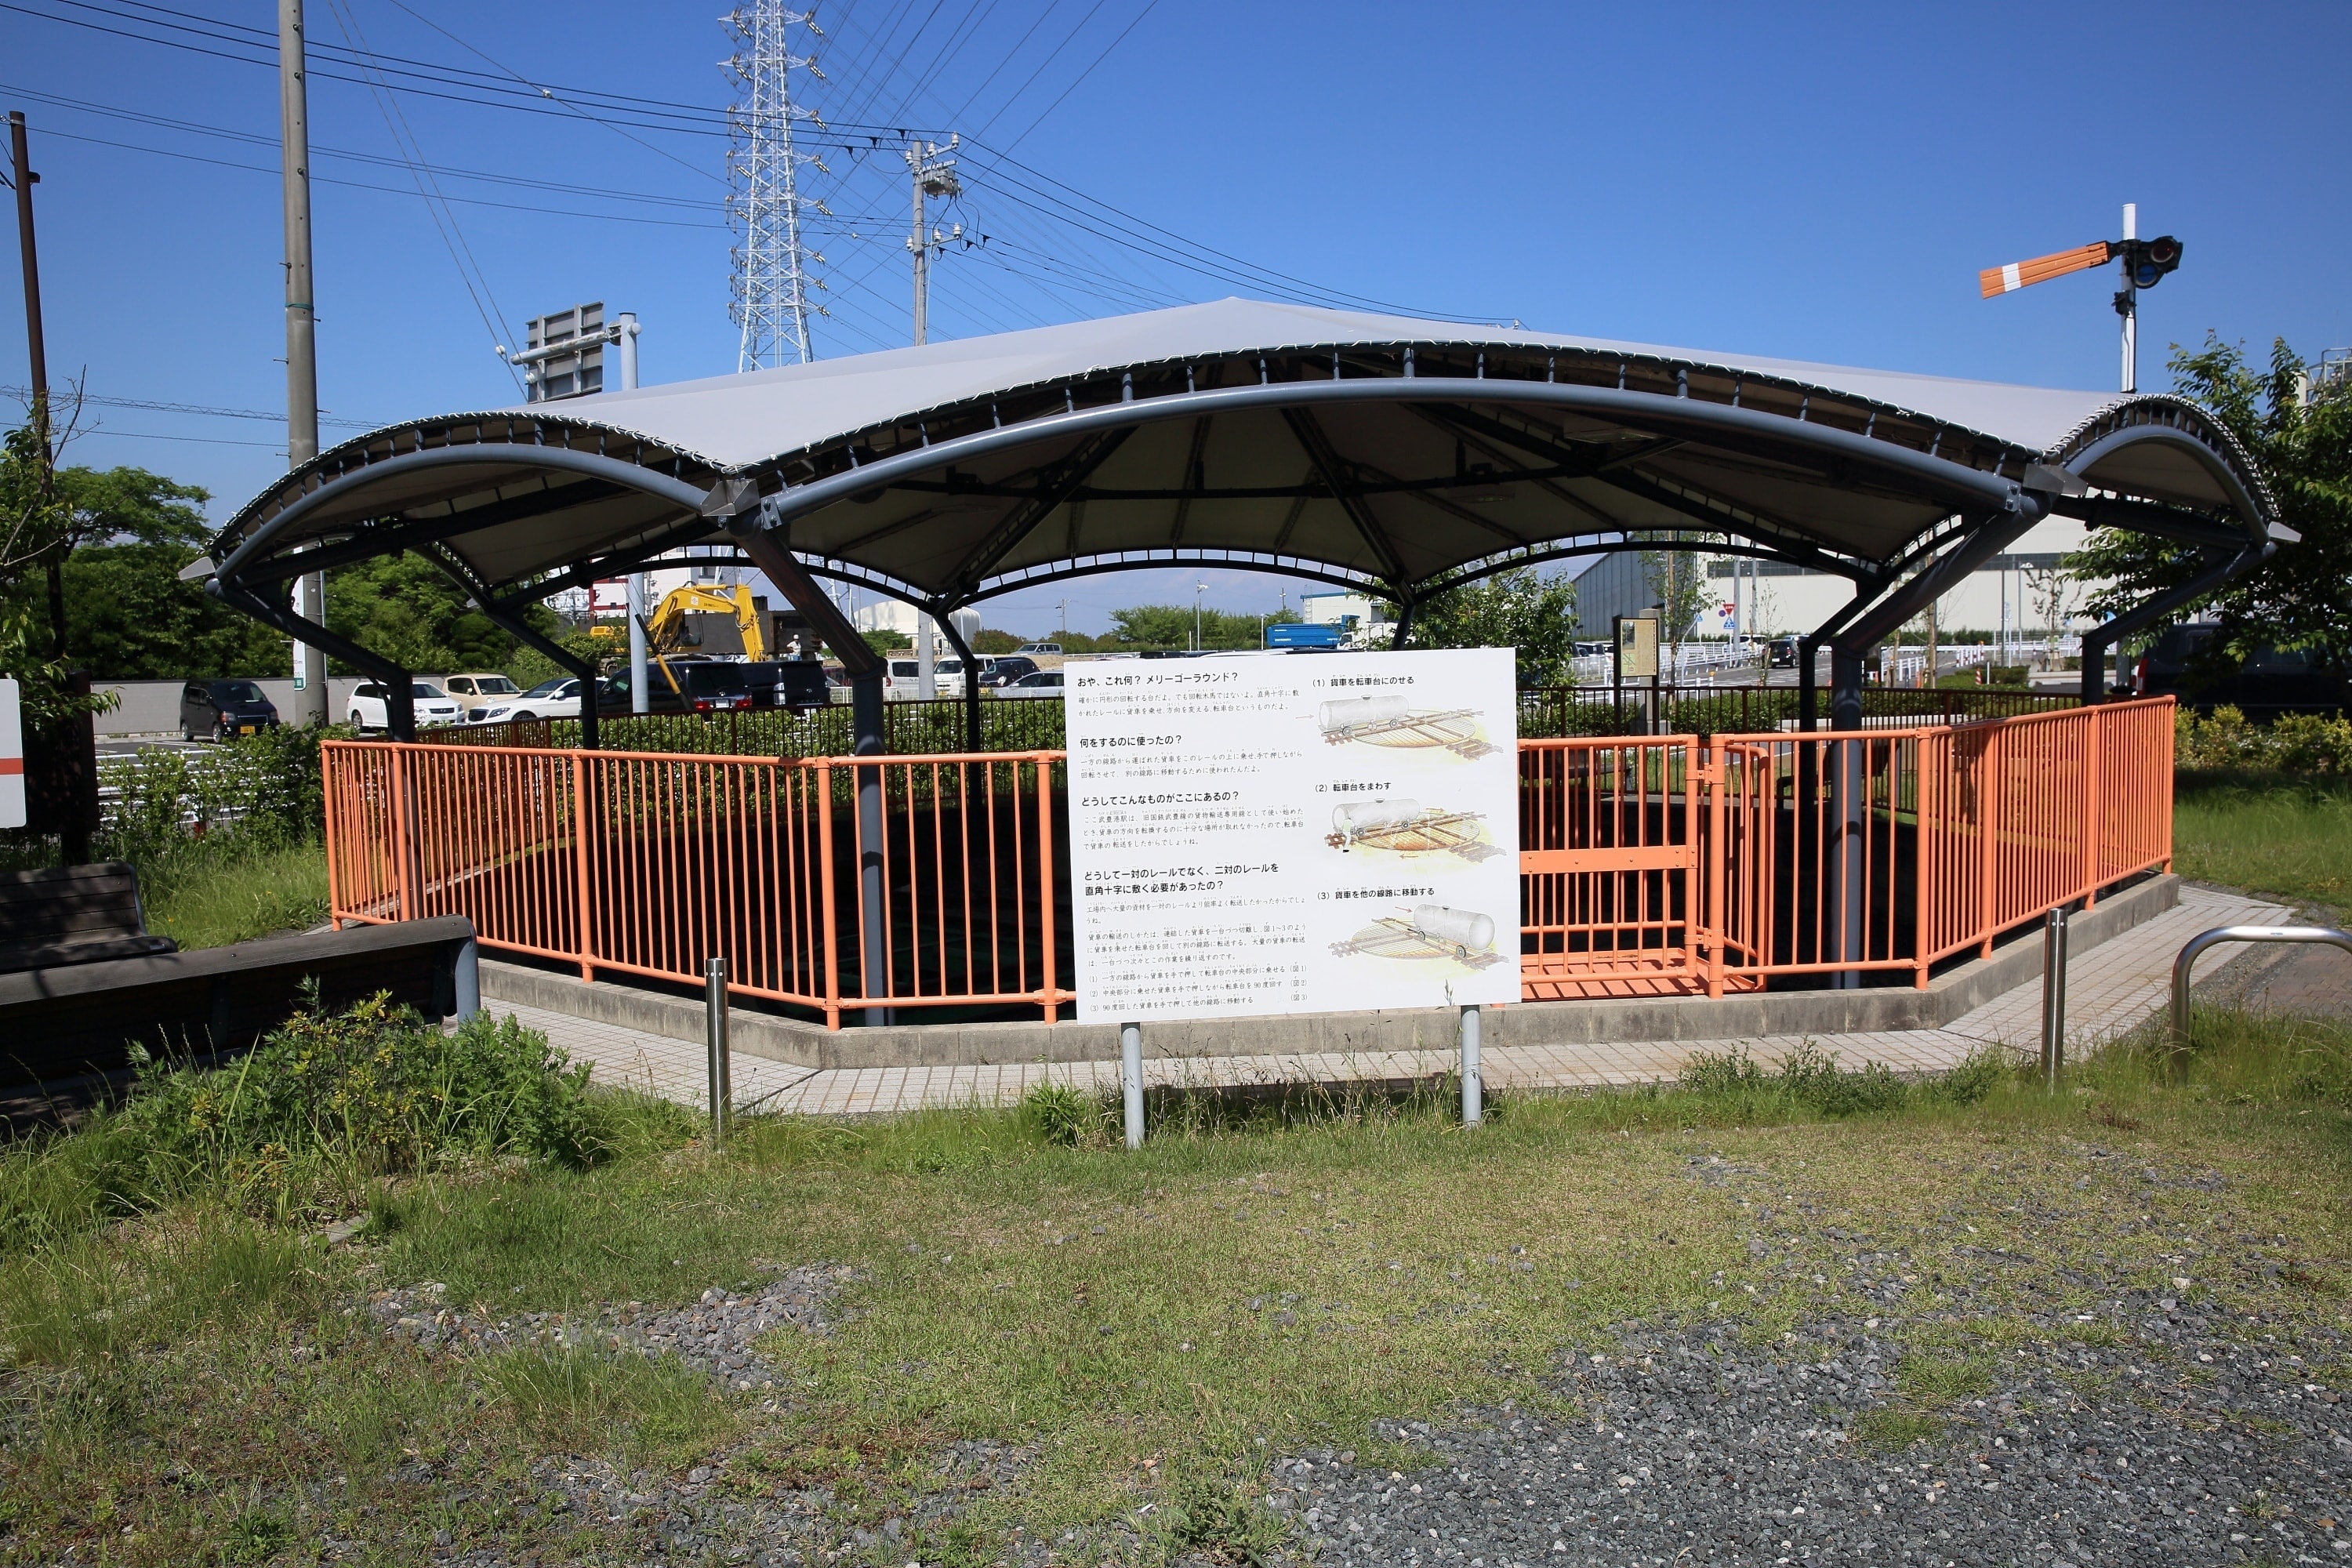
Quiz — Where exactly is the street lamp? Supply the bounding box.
[1192,580,1204,652]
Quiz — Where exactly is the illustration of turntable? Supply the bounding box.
[1325,798,1501,862]
[1316,695,1495,760]
[1329,903,1506,969]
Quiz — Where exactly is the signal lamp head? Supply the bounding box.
[2127,234,2184,290]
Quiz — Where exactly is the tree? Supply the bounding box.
[971,627,1023,655]
[2073,335,2352,688]
[48,466,286,678]
[1406,566,1577,687]
[1108,603,1265,651]
[1641,543,1714,655]
[324,554,557,676]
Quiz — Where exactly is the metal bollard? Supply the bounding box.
[2172,926,2352,1046]
[2039,906,2069,1088]
[1120,1022,1144,1149]
[706,956,731,1146]
[1460,1004,1483,1126]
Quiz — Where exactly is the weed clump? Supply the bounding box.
[1678,1042,2009,1120]
[1152,1471,1289,1566]
[1019,1078,1105,1147]
[0,996,648,1252]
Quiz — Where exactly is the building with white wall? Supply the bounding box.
[1572,517,2111,643]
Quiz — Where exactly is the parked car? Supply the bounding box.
[439,673,522,713]
[1767,636,1802,669]
[994,670,1065,698]
[881,657,967,700]
[180,679,279,742]
[465,676,607,724]
[1014,641,1063,655]
[622,660,831,714]
[975,655,1040,688]
[348,681,463,731]
[2135,624,2347,717]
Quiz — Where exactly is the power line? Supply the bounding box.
[321,0,522,379]
[2,384,381,427]
[996,0,1158,154]
[25,124,728,228]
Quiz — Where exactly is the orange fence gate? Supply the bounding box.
[324,699,2174,1025]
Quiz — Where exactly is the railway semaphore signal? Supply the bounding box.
[1980,204,2183,393]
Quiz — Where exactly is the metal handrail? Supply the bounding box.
[2171,926,2352,1044]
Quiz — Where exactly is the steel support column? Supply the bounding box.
[935,605,985,753]
[209,579,416,739]
[2078,543,2273,704]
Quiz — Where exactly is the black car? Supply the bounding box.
[604,660,831,715]
[180,678,279,742]
[1766,636,1801,669]
[2135,624,2347,717]
[976,655,1040,688]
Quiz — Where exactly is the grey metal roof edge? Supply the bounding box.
[209,408,731,559]
[737,339,2038,477]
[2042,394,2278,521]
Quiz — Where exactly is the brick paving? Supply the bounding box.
[494,884,2293,1118]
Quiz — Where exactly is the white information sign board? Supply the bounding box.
[0,677,23,830]
[1067,648,1519,1022]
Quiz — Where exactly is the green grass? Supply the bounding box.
[141,837,331,949]
[3,1004,2350,1564]
[2174,771,2352,909]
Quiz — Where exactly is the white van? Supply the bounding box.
[882,657,967,701]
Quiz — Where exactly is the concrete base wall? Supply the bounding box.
[480,873,2178,1073]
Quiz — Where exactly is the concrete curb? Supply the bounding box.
[480,873,2179,1072]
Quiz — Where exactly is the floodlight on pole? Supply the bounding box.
[1978,206,2183,394]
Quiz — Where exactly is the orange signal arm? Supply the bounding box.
[1978,240,2113,298]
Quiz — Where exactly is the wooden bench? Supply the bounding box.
[0,862,481,1085]
[0,862,180,974]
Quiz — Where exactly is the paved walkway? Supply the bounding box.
[492,884,2295,1118]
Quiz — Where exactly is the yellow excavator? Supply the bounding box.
[643,584,768,662]
[586,585,770,699]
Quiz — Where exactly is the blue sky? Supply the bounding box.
[5,0,2347,636]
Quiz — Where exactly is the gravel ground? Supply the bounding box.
[328,1135,2351,1567]
[1265,1148,2352,1568]
[1272,1299,2352,1568]
[356,1265,848,1391]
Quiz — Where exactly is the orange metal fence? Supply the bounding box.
[323,699,2173,1022]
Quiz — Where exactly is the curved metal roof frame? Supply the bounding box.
[205,300,2282,639]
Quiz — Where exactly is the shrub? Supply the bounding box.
[2175,705,2352,775]
[122,995,604,1181]
[0,996,616,1250]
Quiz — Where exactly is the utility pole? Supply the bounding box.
[9,111,64,662]
[906,137,961,346]
[10,110,93,862]
[2116,202,2138,394]
[281,0,328,726]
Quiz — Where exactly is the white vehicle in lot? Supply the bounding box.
[994,670,1064,698]
[881,657,968,700]
[468,676,607,724]
[347,681,464,731]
